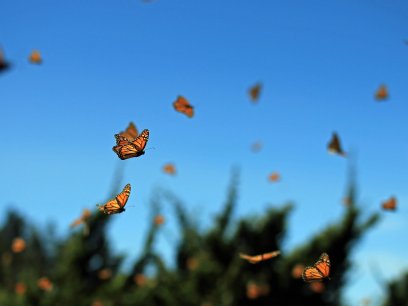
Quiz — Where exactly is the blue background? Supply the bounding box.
[1,0,407,304]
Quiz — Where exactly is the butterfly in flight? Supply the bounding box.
[239,250,280,264]
[112,123,149,160]
[381,196,397,211]
[163,163,176,175]
[251,141,263,153]
[302,253,331,282]
[97,183,131,214]
[327,132,346,157]
[375,84,388,101]
[29,50,42,64]
[248,83,262,103]
[268,172,280,182]
[0,49,11,73]
[173,96,194,118]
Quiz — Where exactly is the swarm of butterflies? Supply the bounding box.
[1,46,396,288]
[69,80,394,287]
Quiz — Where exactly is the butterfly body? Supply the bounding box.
[112,128,149,160]
[97,184,131,215]
[302,252,331,282]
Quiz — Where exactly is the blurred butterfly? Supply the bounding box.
[381,196,397,211]
[97,183,131,214]
[116,122,139,141]
[268,172,280,182]
[163,163,176,175]
[173,96,194,118]
[239,250,280,264]
[375,84,388,101]
[327,132,346,156]
[302,252,331,282]
[251,141,263,153]
[248,83,262,102]
[29,50,42,64]
[70,209,92,228]
[112,129,149,160]
[0,49,11,73]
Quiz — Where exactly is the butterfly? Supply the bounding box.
[29,50,42,64]
[239,250,280,264]
[97,183,131,214]
[163,163,176,175]
[173,96,194,118]
[381,196,397,211]
[116,122,139,141]
[112,129,149,160]
[327,132,346,156]
[248,83,262,102]
[375,84,388,101]
[0,49,11,73]
[302,252,331,282]
[70,209,92,228]
[251,141,262,152]
[268,172,280,182]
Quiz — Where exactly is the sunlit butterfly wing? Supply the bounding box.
[112,129,149,160]
[302,253,330,282]
[375,84,388,101]
[173,96,194,118]
[327,132,346,156]
[249,83,262,102]
[97,184,131,214]
[29,50,42,64]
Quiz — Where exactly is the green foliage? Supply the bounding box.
[0,170,388,306]
[382,271,408,306]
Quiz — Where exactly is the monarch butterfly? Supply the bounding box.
[375,84,388,101]
[248,83,262,102]
[116,122,139,142]
[173,96,194,118]
[96,184,131,214]
[251,141,263,152]
[327,132,346,156]
[302,253,331,282]
[381,196,397,211]
[0,49,10,73]
[163,163,176,175]
[268,172,280,182]
[112,129,149,160]
[29,50,42,64]
[239,250,280,264]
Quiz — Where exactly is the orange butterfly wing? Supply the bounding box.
[112,129,149,160]
[375,84,388,101]
[249,83,262,102]
[173,96,194,118]
[29,50,42,64]
[302,253,330,282]
[382,196,397,211]
[117,122,139,142]
[239,251,280,264]
[97,184,131,214]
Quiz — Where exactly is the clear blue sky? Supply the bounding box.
[1,0,408,304]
